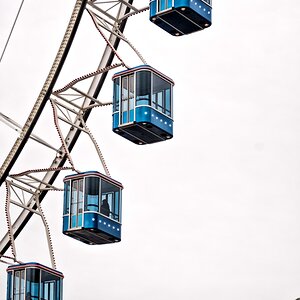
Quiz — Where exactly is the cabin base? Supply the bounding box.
[64,229,120,245]
[150,5,211,36]
[114,122,173,145]
[63,211,122,245]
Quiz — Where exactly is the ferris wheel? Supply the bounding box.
[0,0,212,298]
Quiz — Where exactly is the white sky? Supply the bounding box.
[1,0,300,299]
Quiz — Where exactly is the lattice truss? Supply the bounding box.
[0,0,149,268]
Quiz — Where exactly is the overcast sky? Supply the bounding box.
[1,0,300,299]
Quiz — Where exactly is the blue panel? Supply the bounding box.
[175,0,189,6]
[149,1,157,17]
[71,215,77,228]
[97,215,121,239]
[134,106,151,123]
[129,109,134,122]
[84,212,121,239]
[160,0,166,11]
[113,113,119,129]
[78,214,83,227]
[122,111,128,124]
[62,216,69,232]
[135,106,173,135]
[83,212,98,229]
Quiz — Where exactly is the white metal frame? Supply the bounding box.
[0,0,149,265]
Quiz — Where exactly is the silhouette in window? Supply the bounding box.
[100,199,110,217]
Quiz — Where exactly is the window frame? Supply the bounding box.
[70,178,84,228]
[151,72,173,118]
[120,74,135,124]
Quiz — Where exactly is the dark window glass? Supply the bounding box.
[165,89,171,116]
[7,272,12,300]
[63,181,70,214]
[85,177,100,212]
[152,73,172,116]
[40,270,61,300]
[26,268,40,298]
[100,179,121,222]
[113,78,120,112]
[56,280,61,300]
[113,191,120,222]
[136,71,151,106]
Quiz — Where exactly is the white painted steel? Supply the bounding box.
[0,0,142,263]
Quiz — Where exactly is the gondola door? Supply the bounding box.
[157,0,173,12]
[120,74,134,125]
[70,179,83,229]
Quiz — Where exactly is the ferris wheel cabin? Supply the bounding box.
[112,65,174,145]
[6,262,63,300]
[63,171,123,245]
[150,0,212,36]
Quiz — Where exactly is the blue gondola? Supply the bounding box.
[112,65,174,145]
[149,0,212,36]
[63,171,123,245]
[6,262,63,300]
